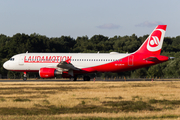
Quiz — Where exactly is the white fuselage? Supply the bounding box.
[3,52,130,71]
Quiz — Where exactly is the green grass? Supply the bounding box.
[149,99,180,105]
[0,100,161,115]
[0,98,6,102]
[105,96,123,99]
[13,98,31,102]
[92,97,100,101]
[102,100,157,112]
[42,99,50,105]
[81,101,86,105]
[132,95,142,101]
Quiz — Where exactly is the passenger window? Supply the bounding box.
[9,58,15,61]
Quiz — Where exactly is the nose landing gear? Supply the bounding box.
[23,72,27,81]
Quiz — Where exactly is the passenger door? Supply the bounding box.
[19,56,24,65]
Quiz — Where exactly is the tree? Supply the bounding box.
[131,68,148,78]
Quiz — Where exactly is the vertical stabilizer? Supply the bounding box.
[135,25,167,55]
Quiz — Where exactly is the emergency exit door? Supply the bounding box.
[19,56,24,65]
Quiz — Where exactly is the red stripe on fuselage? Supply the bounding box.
[80,53,169,73]
[11,70,39,72]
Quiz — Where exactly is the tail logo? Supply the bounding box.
[147,29,165,52]
[150,36,160,47]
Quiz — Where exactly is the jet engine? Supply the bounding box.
[39,68,62,78]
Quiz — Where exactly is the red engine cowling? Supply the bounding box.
[39,68,56,78]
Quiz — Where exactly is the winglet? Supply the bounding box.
[65,59,71,64]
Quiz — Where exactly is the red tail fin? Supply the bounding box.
[135,25,167,55]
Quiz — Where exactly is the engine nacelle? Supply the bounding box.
[39,68,57,78]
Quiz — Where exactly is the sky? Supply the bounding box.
[0,0,180,39]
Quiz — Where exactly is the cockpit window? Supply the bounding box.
[9,58,15,61]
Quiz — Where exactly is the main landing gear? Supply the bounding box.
[71,76,90,81]
[83,76,90,81]
[23,72,27,81]
[72,76,77,81]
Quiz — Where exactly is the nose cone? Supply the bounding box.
[3,61,9,70]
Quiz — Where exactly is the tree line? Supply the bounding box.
[0,33,180,78]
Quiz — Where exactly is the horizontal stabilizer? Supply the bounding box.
[144,57,158,61]
[144,55,169,62]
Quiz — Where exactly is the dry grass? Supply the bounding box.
[0,81,180,119]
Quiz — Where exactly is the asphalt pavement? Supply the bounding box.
[0,78,178,82]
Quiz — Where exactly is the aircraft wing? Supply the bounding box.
[57,59,96,73]
[57,61,80,71]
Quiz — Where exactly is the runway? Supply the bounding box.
[0,78,178,82]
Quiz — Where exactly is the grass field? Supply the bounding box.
[0,81,180,119]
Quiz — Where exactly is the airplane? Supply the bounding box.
[3,25,171,81]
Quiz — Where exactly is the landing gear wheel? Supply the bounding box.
[72,76,77,81]
[23,72,27,81]
[83,76,90,81]
[23,77,27,81]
